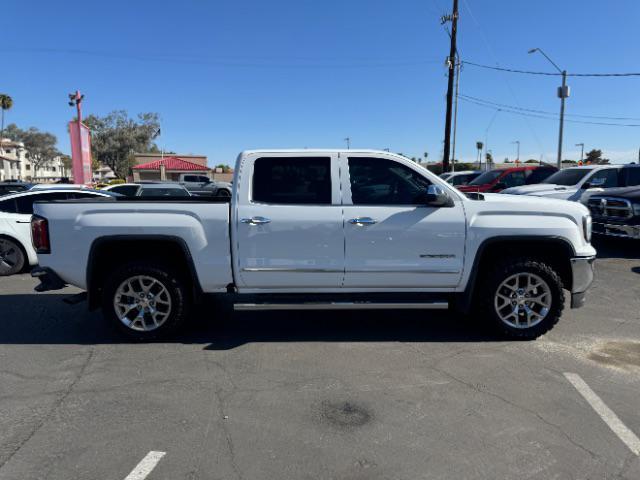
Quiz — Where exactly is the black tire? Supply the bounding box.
[102,261,191,340]
[480,257,564,340]
[0,237,26,276]
[216,189,231,198]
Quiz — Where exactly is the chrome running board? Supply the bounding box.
[233,301,448,311]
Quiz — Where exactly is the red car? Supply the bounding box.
[456,166,558,193]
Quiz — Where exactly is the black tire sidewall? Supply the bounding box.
[0,238,26,276]
[481,259,564,340]
[102,262,190,340]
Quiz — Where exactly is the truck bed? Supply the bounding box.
[34,198,233,292]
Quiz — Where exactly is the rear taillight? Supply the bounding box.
[31,215,50,254]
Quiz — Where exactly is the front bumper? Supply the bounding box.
[569,256,596,309]
[31,266,67,292]
[592,221,640,239]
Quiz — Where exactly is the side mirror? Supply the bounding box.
[424,185,454,207]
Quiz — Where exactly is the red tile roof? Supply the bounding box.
[133,156,208,171]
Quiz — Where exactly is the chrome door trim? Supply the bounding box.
[345,268,461,274]
[242,267,343,273]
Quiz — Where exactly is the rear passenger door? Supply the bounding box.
[235,154,344,289]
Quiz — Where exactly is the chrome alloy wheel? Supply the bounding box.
[113,275,172,332]
[494,272,552,329]
[0,239,20,275]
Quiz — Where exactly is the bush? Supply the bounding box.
[108,178,126,185]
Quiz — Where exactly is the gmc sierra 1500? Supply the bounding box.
[31,150,595,340]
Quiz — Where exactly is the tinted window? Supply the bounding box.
[469,170,502,185]
[16,192,69,215]
[348,157,431,205]
[587,169,619,188]
[501,171,527,188]
[110,185,139,196]
[183,175,199,182]
[542,168,590,186]
[0,198,17,213]
[68,192,107,199]
[252,157,331,204]
[526,168,557,184]
[139,188,189,197]
[622,167,640,186]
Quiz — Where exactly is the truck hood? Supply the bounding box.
[478,192,590,219]
[500,184,577,198]
[590,186,640,201]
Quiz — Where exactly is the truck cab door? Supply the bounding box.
[341,155,465,289]
[234,154,344,290]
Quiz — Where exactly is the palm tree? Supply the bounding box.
[0,94,14,153]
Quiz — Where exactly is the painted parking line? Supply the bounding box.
[564,372,640,456]
[124,451,166,480]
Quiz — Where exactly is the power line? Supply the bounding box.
[462,60,640,77]
[0,47,442,69]
[459,94,640,121]
[459,95,640,127]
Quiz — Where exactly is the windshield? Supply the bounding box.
[469,170,502,185]
[542,168,591,186]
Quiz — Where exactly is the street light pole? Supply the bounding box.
[575,143,584,163]
[528,48,568,170]
[344,137,350,150]
[512,140,520,163]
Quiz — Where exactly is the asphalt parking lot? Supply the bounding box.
[0,237,639,480]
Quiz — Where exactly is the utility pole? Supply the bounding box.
[451,58,461,173]
[558,70,568,169]
[441,0,458,173]
[575,143,584,163]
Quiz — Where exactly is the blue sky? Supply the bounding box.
[3,0,640,166]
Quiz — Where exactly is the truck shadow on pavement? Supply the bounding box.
[0,294,503,347]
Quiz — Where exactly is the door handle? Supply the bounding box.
[15,221,31,224]
[241,216,271,225]
[348,217,377,226]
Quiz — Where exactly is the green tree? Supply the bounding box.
[215,163,232,172]
[0,94,13,152]
[83,110,160,178]
[20,127,61,177]
[525,159,538,163]
[584,149,610,165]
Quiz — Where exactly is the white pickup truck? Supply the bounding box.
[31,150,596,340]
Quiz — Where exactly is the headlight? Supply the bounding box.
[632,203,640,216]
[583,215,592,243]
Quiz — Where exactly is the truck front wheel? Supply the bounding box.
[102,262,191,340]
[481,258,565,339]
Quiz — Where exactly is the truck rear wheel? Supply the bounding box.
[480,258,564,339]
[102,262,191,340]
